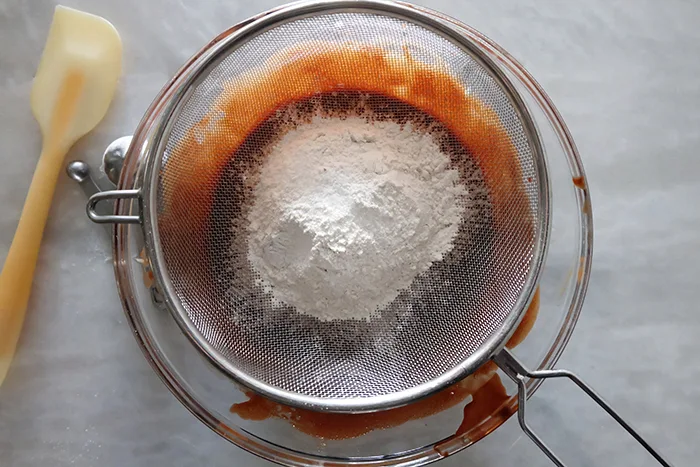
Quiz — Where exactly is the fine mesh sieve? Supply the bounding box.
[85,3,676,465]
[94,1,550,411]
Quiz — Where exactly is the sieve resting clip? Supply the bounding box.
[87,189,141,224]
[494,349,673,467]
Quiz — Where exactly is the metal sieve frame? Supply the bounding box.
[89,0,551,413]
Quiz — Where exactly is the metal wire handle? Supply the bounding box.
[494,349,673,467]
[87,189,141,224]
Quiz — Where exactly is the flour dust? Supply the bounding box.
[245,116,468,321]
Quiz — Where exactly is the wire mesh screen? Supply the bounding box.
[152,10,541,405]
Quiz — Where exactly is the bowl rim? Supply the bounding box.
[109,0,593,465]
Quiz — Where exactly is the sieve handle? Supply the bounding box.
[87,189,141,224]
[494,349,673,467]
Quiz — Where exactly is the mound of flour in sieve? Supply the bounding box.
[245,116,468,321]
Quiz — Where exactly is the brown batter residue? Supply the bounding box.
[160,43,531,272]
[231,362,498,440]
[455,375,511,439]
[229,289,539,440]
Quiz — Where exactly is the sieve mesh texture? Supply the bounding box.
[150,9,542,408]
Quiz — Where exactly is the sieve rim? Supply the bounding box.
[141,0,551,413]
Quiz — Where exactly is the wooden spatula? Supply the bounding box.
[0,6,122,385]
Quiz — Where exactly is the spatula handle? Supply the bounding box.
[0,144,67,385]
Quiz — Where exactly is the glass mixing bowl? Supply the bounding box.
[107,1,592,465]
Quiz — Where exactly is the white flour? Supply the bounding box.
[246,116,467,321]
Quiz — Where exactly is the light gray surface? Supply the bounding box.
[0,0,697,466]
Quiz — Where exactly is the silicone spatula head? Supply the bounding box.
[30,5,122,150]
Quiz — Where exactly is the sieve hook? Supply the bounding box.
[87,189,141,224]
[494,349,673,467]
